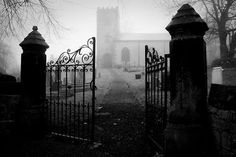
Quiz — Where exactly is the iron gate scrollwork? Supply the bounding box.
[145,45,170,154]
[45,37,96,143]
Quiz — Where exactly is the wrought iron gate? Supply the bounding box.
[145,45,170,154]
[45,37,96,143]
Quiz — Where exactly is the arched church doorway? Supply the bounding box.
[121,47,130,70]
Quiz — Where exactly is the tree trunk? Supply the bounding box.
[219,29,228,58]
[229,32,236,58]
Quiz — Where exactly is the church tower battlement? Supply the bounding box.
[97,7,120,68]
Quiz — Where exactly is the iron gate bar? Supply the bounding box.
[61,100,63,135]
[145,45,148,137]
[87,103,90,137]
[82,97,85,139]
[145,45,170,154]
[161,62,163,130]
[78,101,80,138]
[70,101,72,137]
[73,66,76,104]
[65,66,68,104]
[91,37,96,143]
[57,65,60,104]
[73,102,76,138]
[164,54,170,129]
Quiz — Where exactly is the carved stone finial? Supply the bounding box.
[20,25,49,50]
[166,4,208,37]
[33,26,38,31]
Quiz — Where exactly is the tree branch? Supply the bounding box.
[201,0,219,22]
[0,0,62,38]
[210,0,221,23]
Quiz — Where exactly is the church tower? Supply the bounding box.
[97,7,120,68]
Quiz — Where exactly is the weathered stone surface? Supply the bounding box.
[0,95,20,137]
[209,84,236,110]
[0,95,20,120]
[209,105,236,156]
[0,120,15,136]
[0,74,16,82]
[231,135,236,153]
[213,130,221,149]
[222,132,231,150]
[219,149,235,157]
[0,82,21,95]
[223,68,236,86]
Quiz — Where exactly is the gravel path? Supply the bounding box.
[93,69,150,157]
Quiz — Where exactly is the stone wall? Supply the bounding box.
[0,95,20,135]
[209,106,236,156]
[209,84,236,156]
[0,75,21,136]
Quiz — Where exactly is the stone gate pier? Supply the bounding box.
[164,4,218,157]
[17,26,49,138]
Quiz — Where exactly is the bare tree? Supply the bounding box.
[0,0,60,38]
[161,0,236,59]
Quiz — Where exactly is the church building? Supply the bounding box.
[97,7,170,68]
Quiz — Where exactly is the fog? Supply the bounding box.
[3,0,222,76]
[4,0,171,75]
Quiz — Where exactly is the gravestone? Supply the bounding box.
[135,74,141,79]
[212,67,223,84]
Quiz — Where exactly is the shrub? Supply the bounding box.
[211,58,236,68]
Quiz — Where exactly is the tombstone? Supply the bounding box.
[63,77,67,85]
[0,74,21,95]
[77,70,83,86]
[55,66,61,84]
[212,67,223,84]
[70,70,74,84]
[135,74,141,79]
[0,74,16,83]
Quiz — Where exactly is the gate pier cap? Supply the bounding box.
[20,26,49,52]
[166,4,208,38]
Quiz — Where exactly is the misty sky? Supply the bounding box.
[8,0,172,74]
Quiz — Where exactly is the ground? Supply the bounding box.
[94,68,148,156]
[3,68,152,157]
